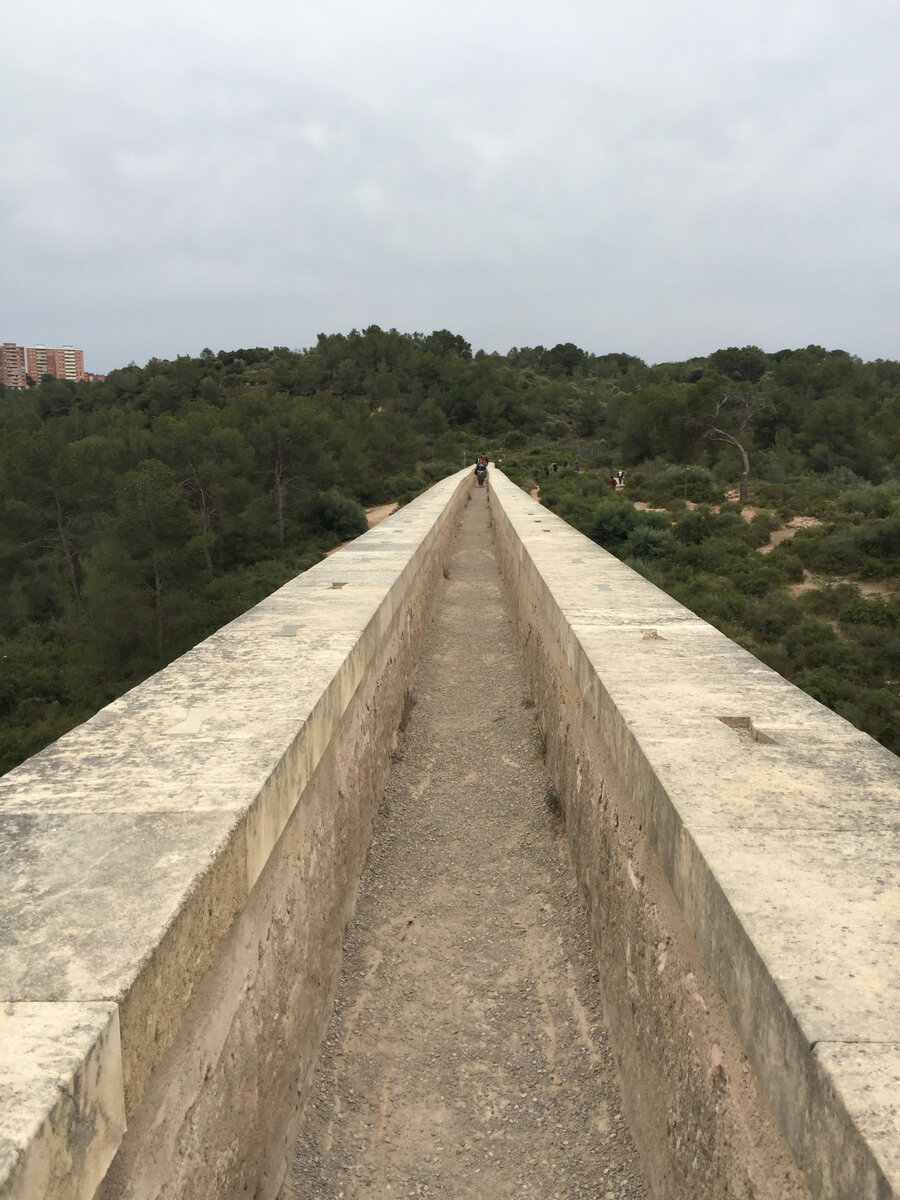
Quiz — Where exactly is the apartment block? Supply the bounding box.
[0,342,27,388]
[26,344,85,382]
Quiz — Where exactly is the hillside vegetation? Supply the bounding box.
[2,330,899,771]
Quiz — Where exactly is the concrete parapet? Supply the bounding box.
[0,469,472,1200]
[488,470,898,1200]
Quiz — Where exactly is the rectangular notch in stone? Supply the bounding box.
[718,716,776,745]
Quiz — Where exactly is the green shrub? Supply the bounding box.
[784,620,859,672]
[622,526,678,559]
[644,464,724,506]
[750,509,782,533]
[733,566,774,597]
[833,689,900,754]
[674,508,717,544]
[768,551,805,583]
[308,489,368,539]
[838,594,897,628]
[792,527,864,574]
[800,583,860,615]
[713,510,749,535]
[739,522,773,549]
[793,666,857,708]
[589,499,639,547]
[747,608,790,642]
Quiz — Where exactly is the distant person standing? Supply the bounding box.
[617,469,625,487]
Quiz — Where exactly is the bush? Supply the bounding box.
[622,526,678,559]
[750,509,782,533]
[745,596,799,641]
[860,516,900,562]
[668,574,751,626]
[768,551,805,583]
[793,666,857,709]
[713,510,749,535]
[791,527,865,574]
[308,489,368,540]
[833,689,900,754]
[633,463,724,506]
[740,521,774,549]
[784,620,860,672]
[838,594,898,628]
[732,565,774,597]
[674,508,717,544]
[589,499,639,547]
[677,536,752,575]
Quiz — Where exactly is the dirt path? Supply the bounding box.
[281,489,647,1200]
[758,515,821,554]
[366,502,399,529]
[326,504,399,558]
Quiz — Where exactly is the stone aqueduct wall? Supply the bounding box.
[487,470,898,1200]
[0,467,897,1200]
[0,470,472,1200]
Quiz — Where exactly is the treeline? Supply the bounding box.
[2,329,899,771]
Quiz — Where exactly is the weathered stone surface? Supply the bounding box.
[813,1042,900,1194]
[0,469,471,1200]
[0,812,244,1003]
[0,1003,124,1200]
[489,469,899,1200]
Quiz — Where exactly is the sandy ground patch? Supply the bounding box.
[366,502,399,529]
[759,515,822,553]
[326,503,399,556]
[789,574,899,599]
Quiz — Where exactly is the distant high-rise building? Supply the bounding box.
[56,345,84,381]
[0,342,27,389]
[26,344,85,382]
[27,344,52,380]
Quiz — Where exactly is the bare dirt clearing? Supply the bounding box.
[282,491,647,1200]
[632,500,824,553]
[789,574,900,599]
[326,504,399,557]
[758,515,822,552]
[366,502,399,529]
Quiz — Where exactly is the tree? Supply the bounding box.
[544,342,586,377]
[152,404,253,573]
[240,392,316,548]
[707,346,769,384]
[1,424,94,605]
[84,460,206,662]
[694,392,772,503]
[422,330,472,360]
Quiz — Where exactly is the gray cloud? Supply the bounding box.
[3,0,898,371]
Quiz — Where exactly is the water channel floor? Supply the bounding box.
[282,489,648,1200]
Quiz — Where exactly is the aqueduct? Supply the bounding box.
[1,468,896,1199]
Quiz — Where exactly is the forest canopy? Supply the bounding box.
[2,329,899,771]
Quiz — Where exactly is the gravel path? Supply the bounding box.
[282,488,648,1200]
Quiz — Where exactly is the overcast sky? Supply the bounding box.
[3,0,898,374]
